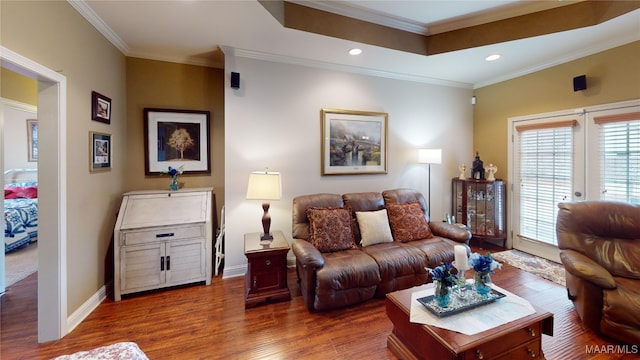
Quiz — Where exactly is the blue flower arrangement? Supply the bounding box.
[468,252,502,274]
[162,165,184,178]
[429,262,458,288]
[162,165,184,190]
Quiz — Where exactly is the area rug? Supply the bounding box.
[492,249,566,287]
[5,242,38,288]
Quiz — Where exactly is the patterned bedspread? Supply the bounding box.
[51,342,149,360]
[4,198,38,253]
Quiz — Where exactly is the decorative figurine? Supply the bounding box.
[485,163,498,181]
[472,152,485,180]
[458,164,467,179]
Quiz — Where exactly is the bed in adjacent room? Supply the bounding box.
[4,169,38,253]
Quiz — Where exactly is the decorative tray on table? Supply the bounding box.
[417,287,506,317]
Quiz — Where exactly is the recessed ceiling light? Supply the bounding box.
[349,48,362,56]
[485,54,501,61]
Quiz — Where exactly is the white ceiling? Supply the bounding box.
[73,0,640,89]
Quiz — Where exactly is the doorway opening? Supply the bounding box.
[1,46,68,342]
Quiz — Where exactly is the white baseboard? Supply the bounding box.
[66,283,108,334]
[221,264,246,279]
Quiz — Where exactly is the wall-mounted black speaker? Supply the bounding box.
[573,75,587,92]
[231,72,240,89]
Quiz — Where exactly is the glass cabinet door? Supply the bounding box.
[452,178,506,246]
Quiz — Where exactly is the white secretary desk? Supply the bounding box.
[113,187,213,301]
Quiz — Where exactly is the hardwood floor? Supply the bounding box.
[1,243,636,359]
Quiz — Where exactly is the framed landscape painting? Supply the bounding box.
[144,108,211,175]
[26,119,38,162]
[321,108,388,175]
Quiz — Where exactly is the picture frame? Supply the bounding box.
[89,131,112,172]
[91,91,111,124]
[144,108,211,175]
[321,108,388,175]
[26,119,38,162]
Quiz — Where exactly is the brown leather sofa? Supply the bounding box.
[556,201,640,344]
[292,188,471,311]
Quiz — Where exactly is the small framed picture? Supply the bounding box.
[91,91,111,124]
[26,119,38,162]
[89,131,111,172]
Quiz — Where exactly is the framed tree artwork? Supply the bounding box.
[144,108,211,175]
[321,108,388,175]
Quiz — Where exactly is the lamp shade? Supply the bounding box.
[418,148,442,164]
[246,171,282,200]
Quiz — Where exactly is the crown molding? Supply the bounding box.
[475,33,640,89]
[225,47,473,89]
[290,0,428,35]
[67,0,129,55]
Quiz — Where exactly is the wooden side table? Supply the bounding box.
[244,230,291,308]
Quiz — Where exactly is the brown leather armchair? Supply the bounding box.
[556,201,640,344]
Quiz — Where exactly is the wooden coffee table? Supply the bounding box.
[386,281,553,359]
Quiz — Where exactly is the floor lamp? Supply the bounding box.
[418,149,442,219]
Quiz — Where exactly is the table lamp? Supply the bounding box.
[418,148,442,218]
[246,169,282,243]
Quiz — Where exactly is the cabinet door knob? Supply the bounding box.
[527,348,536,358]
[475,349,484,359]
[265,259,271,266]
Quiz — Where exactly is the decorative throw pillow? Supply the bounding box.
[356,209,394,247]
[307,207,356,253]
[386,201,433,242]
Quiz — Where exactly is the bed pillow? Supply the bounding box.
[386,201,433,242]
[18,186,38,199]
[356,209,394,247]
[307,207,356,253]
[5,186,38,199]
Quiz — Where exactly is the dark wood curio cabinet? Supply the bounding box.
[452,178,506,247]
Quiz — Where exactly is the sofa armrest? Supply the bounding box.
[560,249,616,289]
[292,238,325,269]
[429,222,472,243]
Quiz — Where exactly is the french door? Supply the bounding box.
[508,100,639,262]
[509,112,585,262]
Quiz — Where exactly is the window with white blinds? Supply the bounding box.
[596,112,640,204]
[516,120,575,245]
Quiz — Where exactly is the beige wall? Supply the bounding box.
[1,68,37,105]
[1,1,127,313]
[125,57,225,226]
[473,41,640,179]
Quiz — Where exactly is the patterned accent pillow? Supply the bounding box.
[307,207,356,253]
[386,201,433,242]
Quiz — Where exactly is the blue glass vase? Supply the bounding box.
[169,176,179,191]
[434,281,451,308]
[474,271,492,297]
